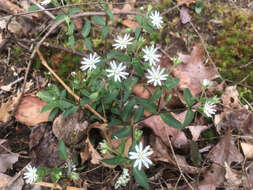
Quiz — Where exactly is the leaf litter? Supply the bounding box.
[0,0,252,190]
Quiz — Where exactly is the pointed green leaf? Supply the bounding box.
[160,113,184,129]
[92,16,106,26]
[122,99,136,122]
[54,13,67,22]
[106,9,114,20]
[68,35,75,49]
[58,140,68,160]
[41,102,57,113]
[102,26,109,39]
[150,88,162,102]
[69,7,82,15]
[48,108,59,121]
[184,88,194,107]
[135,27,141,39]
[83,39,93,51]
[133,168,149,190]
[37,91,53,102]
[134,105,144,123]
[28,5,40,12]
[111,125,131,139]
[183,109,194,127]
[82,20,91,38]
[164,77,179,91]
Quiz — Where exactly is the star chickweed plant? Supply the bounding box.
[35,3,222,189]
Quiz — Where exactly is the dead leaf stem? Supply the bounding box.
[36,48,107,123]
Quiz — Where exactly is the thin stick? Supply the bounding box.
[189,21,221,79]
[28,0,55,19]
[36,48,107,123]
[166,131,195,190]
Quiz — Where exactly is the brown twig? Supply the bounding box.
[166,131,195,190]
[36,48,107,123]
[35,181,82,190]
[189,21,222,79]
[28,0,55,19]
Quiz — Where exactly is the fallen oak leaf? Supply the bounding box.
[14,95,50,126]
[187,125,209,141]
[174,45,219,96]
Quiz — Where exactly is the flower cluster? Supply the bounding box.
[40,0,51,6]
[114,168,130,189]
[23,165,38,184]
[129,142,153,170]
[79,11,167,86]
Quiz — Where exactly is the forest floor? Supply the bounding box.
[0,0,253,190]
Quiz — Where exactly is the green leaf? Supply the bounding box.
[111,125,131,139]
[68,35,75,49]
[183,110,194,127]
[135,27,141,39]
[133,168,149,190]
[57,100,73,110]
[106,9,114,20]
[164,77,179,91]
[82,21,91,38]
[37,91,53,102]
[190,141,202,166]
[134,105,144,123]
[80,97,91,106]
[102,156,127,165]
[28,5,40,12]
[122,99,136,122]
[62,106,78,119]
[195,7,202,14]
[133,62,145,77]
[48,108,59,121]
[150,88,162,102]
[102,26,110,39]
[136,15,144,25]
[104,90,119,104]
[54,13,67,22]
[92,16,106,26]
[83,39,93,51]
[142,23,153,34]
[69,7,82,15]
[107,51,131,63]
[160,113,184,129]
[41,102,57,113]
[60,89,66,98]
[184,88,194,107]
[52,85,60,97]
[58,140,68,160]
[107,118,122,128]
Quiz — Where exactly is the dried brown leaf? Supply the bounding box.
[198,164,225,190]
[0,90,22,123]
[207,130,243,166]
[142,111,188,148]
[14,95,50,126]
[221,86,243,110]
[0,173,12,188]
[224,163,242,190]
[0,153,19,173]
[187,125,209,141]
[121,19,139,30]
[180,7,191,24]
[52,112,88,146]
[174,45,219,96]
[241,142,253,158]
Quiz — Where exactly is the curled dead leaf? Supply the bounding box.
[0,90,22,123]
[14,95,50,126]
[142,112,188,148]
[241,142,253,158]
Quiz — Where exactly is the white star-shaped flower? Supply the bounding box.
[23,165,38,184]
[80,53,101,71]
[142,45,161,66]
[146,65,167,87]
[40,0,51,6]
[129,142,153,170]
[112,34,133,50]
[106,61,129,82]
[150,11,163,29]
[203,101,216,117]
[202,79,213,89]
